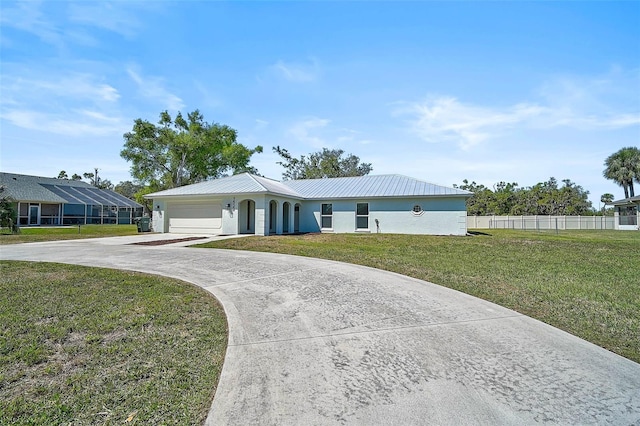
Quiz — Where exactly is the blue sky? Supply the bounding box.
[1,1,638,208]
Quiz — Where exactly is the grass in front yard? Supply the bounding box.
[196,230,640,363]
[0,261,227,425]
[0,224,140,244]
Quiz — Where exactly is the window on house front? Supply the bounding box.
[356,202,369,229]
[321,203,332,229]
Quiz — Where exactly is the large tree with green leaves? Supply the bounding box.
[273,146,372,180]
[121,110,262,190]
[114,181,144,200]
[603,147,640,199]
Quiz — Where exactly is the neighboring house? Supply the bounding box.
[146,173,472,236]
[610,195,640,231]
[0,172,143,226]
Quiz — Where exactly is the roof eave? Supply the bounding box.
[298,193,473,200]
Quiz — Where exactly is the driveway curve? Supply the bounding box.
[1,236,639,425]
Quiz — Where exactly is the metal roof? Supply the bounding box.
[285,174,472,199]
[611,195,640,206]
[146,173,471,200]
[0,172,142,208]
[146,173,301,198]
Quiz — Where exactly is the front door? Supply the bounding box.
[29,205,40,225]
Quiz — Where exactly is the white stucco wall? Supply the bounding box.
[261,195,301,235]
[151,194,469,235]
[306,197,468,235]
[152,199,167,233]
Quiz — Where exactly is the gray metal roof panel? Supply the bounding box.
[283,175,472,199]
[146,173,303,198]
[145,173,471,200]
[248,174,305,198]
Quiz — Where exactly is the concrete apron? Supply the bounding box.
[1,237,638,425]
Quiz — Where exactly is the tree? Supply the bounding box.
[453,180,495,215]
[600,193,614,204]
[114,181,144,200]
[56,170,82,181]
[273,146,372,180]
[0,185,19,234]
[456,177,592,215]
[82,168,114,190]
[603,147,640,199]
[57,170,107,186]
[121,110,262,190]
[600,193,615,215]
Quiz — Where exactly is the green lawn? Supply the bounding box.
[0,224,140,244]
[196,230,640,363]
[0,261,227,425]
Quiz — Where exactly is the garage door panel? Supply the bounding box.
[168,202,222,234]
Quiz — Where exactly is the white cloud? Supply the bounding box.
[288,117,331,148]
[397,71,640,150]
[286,119,376,150]
[67,2,145,38]
[1,109,125,137]
[194,81,223,109]
[270,58,320,83]
[396,96,545,150]
[0,70,125,137]
[1,72,120,103]
[255,119,269,128]
[78,109,122,123]
[127,67,184,111]
[0,1,66,49]
[0,1,154,50]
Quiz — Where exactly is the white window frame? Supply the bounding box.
[412,204,424,216]
[321,203,333,229]
[356,202,369,230]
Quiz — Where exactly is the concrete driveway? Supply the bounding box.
[1,235,638,425]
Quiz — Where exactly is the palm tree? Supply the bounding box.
[603,147,640,199]
[600,193,614,214]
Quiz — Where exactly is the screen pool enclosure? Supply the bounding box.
[18,184,143,226]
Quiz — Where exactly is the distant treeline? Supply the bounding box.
[454,178,600,216]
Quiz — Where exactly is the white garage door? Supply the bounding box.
[168,202,222,234]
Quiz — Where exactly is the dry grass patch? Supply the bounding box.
[0,261,227,425]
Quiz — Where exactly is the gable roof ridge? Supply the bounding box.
[245,173,284,188]
[248,173,306,198]
[244,173,270,192]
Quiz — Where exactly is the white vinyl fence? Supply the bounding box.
[468,215,615,230]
